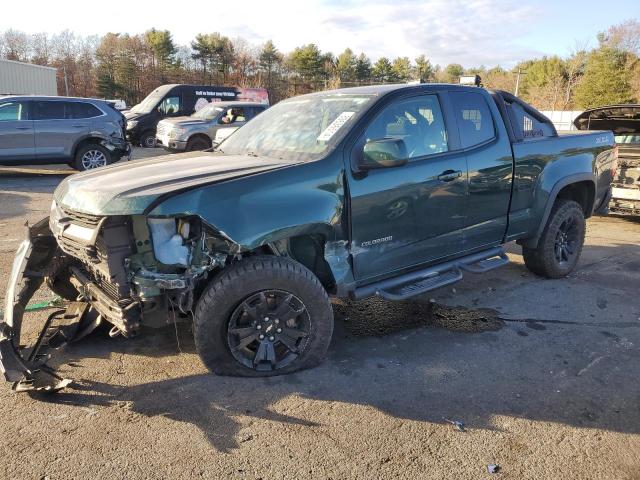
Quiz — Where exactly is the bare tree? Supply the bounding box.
[1,29,30,61]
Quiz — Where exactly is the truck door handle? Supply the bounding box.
[15,126,31,130]
[437,170,462,182]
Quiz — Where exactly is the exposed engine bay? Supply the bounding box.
[0,203,236,392]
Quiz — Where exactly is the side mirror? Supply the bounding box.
[359,138,408,170]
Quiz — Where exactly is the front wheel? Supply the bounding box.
[140,131,156,148]
[523,199,586,278]
[186,136,211,151]
[194,256,334,377]
[73,144,112,171]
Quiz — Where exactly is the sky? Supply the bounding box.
[1,0,637,67]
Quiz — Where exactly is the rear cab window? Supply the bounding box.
[508,101,555,140]
[450,91,496,148]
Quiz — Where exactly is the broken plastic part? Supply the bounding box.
[324,240,355,297]
[148,218,190,266]
[443,418,465,432]
[0,219,93,392]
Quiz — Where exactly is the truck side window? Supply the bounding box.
[219,107,246,124]
[364,95,448,160]
[158,96,181,115]
[450,92,495,148]
[508,101,555,139]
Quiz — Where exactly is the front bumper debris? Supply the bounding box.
[0,219,97,392]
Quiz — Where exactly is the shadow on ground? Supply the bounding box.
[29,282,640,453]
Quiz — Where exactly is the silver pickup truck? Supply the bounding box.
[156,101,267,152]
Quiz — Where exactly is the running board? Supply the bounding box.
[353,247,509,301]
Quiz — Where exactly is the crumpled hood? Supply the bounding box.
[54,152,297,216]
[574,105,640,134]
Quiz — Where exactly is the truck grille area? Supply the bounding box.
[60,206,103,229]
[55,211,135,303]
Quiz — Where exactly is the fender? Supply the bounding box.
[147,156,347,253]
[522,172,595,248]
[70,132,110,156]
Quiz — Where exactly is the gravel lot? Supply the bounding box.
[1,149,639,479]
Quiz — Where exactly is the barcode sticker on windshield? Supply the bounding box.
[317,112,355,141]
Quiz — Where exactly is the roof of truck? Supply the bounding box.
[304,83,480,96]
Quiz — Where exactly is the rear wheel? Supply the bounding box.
[186,136,211,151]
[523,199,585,278]
[194,256,334,377]
[73,144,112,171]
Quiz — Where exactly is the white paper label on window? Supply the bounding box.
[317,112,355,141]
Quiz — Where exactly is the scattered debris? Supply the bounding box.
[0,296,64,318]
[443,418,465,432]
[487,464,500,474]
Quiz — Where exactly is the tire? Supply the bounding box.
[522,199,586,278]
[194,255,334,377]
[73,144,112,171]
[140,131,156,148]
[186,137,211,152]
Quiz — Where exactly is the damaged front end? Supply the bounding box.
[0,218,85,391]
[1,203,232,392]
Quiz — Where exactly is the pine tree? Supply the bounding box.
[574,47,634,108]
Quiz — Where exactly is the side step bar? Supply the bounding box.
[353,247,509,301]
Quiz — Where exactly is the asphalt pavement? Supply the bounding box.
[0,150,639,479]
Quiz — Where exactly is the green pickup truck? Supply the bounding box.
[1,84,616,391]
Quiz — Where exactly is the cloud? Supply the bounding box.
[1,0,546,67]
[180,0,545,67]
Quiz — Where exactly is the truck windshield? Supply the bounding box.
[192,104,224,120]
[219,94,374,162]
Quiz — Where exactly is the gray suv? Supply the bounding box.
[0,96,130,171]
[156,101,267,152]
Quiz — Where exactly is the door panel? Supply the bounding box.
[33,101,91,160]
[0,100,34,161]
[449,91,513,250]
[349,94,468,281]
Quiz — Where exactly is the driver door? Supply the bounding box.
[348,93,468,281]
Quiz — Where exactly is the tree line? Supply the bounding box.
[1,19,638,110]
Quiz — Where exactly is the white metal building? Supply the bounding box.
[540,110,584,131]
[0,59,58,96]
